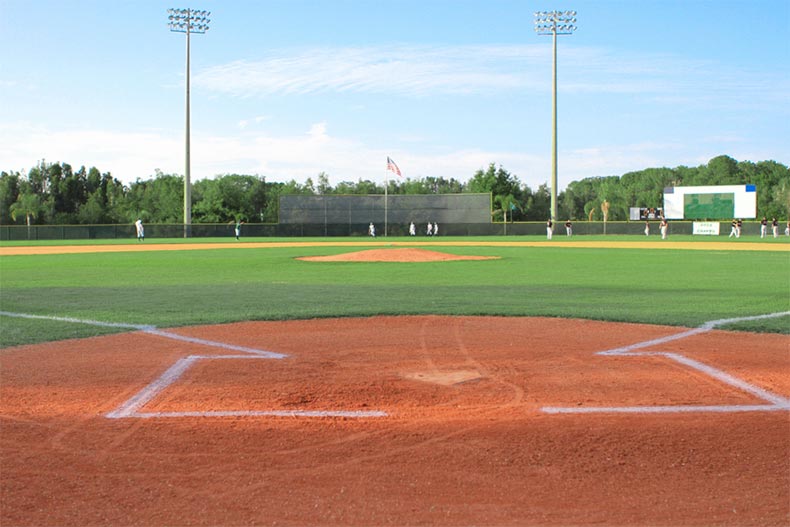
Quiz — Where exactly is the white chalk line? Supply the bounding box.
[542,404,790,414]
[0,310,285,358]
[5,310,787,418]
[542,311,790,415]
[0,310,154,331]
[129,410,388,419]
[0,311,384,420]
[141,328,286,358]
[107,355,201,418]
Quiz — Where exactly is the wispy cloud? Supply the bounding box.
[195,45,545,98]
[194,44,789,111]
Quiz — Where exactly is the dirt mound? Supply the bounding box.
[297,247,499,262]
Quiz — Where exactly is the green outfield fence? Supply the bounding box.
[0,221,771,241]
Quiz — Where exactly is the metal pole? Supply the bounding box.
[184,16,191,237]
[168,8,209,238]
[534,10,576,224]
[551,30,558,222]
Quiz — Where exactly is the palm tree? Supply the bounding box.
[10,191,43,239]
[492,194,521,235]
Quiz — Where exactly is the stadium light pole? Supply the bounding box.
[534,10,576,222]
[168,8,210,237]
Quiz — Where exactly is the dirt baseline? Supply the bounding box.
[1,316,788,526]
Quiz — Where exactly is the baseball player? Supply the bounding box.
[134,219,144,241]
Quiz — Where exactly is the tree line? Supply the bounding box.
[1,155,787,227]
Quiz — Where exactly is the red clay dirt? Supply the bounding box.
[296,247,499,262]
[1,315,788,526]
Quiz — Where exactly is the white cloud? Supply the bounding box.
[238,115,270,129]
[194,45,545,98]
[191,43,789,114]
[0,123,180,182]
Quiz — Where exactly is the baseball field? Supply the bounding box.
[1,235,788,525]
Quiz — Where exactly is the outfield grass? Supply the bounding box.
[1,237,788,347]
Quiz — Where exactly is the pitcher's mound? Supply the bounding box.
[297,248,499,262]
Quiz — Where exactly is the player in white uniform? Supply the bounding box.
[135,219,144,241]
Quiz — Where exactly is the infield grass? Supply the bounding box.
[1,236,788,347]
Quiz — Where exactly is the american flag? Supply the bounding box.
[386,157,402,177]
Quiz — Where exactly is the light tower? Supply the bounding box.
[534,10,576,222]
[167,8,210,237]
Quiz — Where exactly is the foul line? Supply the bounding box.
[0,310,285,358]
[542,311,790,415]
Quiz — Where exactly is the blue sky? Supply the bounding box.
[1,0,788,190]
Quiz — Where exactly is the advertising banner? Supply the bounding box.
[692,221,721,235]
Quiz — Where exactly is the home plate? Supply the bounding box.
[403,370,483,386]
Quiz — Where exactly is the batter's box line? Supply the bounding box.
[106,354,389,420]
[542,311,790,415]
[0,311,388,420]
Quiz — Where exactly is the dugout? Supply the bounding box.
[278,193,492,236]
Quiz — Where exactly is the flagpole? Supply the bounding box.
[384,170,388,237]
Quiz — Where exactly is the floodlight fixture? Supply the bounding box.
[167,8,210,236]
[534,9,577,223]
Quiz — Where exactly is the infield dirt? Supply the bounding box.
[1,238,787,256]
[1,315,788,526]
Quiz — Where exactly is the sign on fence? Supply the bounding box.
[692,221,720,235]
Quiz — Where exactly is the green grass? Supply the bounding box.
[1,238,788,347]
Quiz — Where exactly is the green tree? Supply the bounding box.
[523,183,551,220]
[492,194,520,222]
[77,191,107,224]
[9,185,44,238]
[492,194,521,235]
[316,172,332,195]
[467,163,520,197]
[0,171,21,224]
